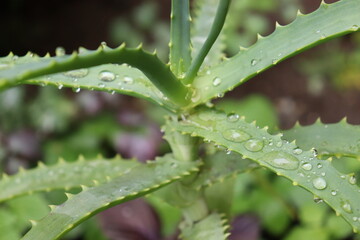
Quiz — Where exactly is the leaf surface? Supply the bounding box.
[0,45,189,109]
[283,120,360,159]
[21,154,200,240]
[167,107,360,232]
[188,0,360,107]
[0,156,138,202]
[191,0,224,68]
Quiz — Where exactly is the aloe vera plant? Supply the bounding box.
[1,0,360,239]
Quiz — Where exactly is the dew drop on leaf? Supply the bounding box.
[313,197,323,204]
[244,139,264,152]
[250,59,258,66]
[341,200,353,213]
[98,83,106,88]
[63,69,89,78]
[331,190,337,196]
[351,25,359,31]
[99,70,116,82]
[227,113,239,122]
[123,76,134,84]
[57,84,63,90]
[349,175,357,185]
[317,163,323,169]
[312,177,327,190]
[0,63,10,70]
[276,141,283,148]
[212,77,222,87]
[301,162,312,171]
[293,148,302,155]
[260,151,299,170]
[222,129,250,143]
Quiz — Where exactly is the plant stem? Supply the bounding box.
[164,129,199,162]
[169,0,192,77]
[184,0,231,84]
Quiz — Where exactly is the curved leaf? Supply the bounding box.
[167,107,360,233]
[180,213,229,240]
[21,154,201,240]
[283,119,360,159]
[0,45,190,108]
[170,0,192,76]
[187,0,360,108]
[0,156,138,202]
[191,0,225,69]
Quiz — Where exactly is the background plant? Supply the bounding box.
[3,0,356,240]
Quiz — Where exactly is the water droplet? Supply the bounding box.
[227,113,239,122]
[340,175,346,179]
[0,63,10,70]
[74,87,81,93]
[98,83,106,88]
[353,217,359,222]
[272,59,278,64]
[57,84,63,90]
[331,190,337,196]
[191,90,201,102]
[55,47,65,56]
[312,177,327,190]
[212,77,222,87]
[98,70,116,82]
[123,76,134,84]
[260,151,299,170]
[206,70,211,75]
[341,200,353,213]
[293,148,302,155]
[351,25,359,31]
[317,163,323,169]
[301,162,312,171]
[63,69,89,78]
[170,162,177,168]
[217,93,225,98]
[226,149,232,155]
[222,129,250,143]
[245,139,264,152]
[276,141,283,148]
[251,59,258,66]
[349,175,357,185]
[313,197,323,204]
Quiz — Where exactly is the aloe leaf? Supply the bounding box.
[21,155,201,240]
[170,0,192,76]
[0,156,138,202]
[167,107,360,233]
[282,119,360,159]
[191,0,225,69]
[184,0,231,84]
[180,213,229,240]
[188,0,360,107]
[0,45,190,108]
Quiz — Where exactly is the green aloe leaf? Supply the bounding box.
[166,107,360,233]
[180,213,230,240]
[283,119,360,159]
[0,156,138,202]
[21,154,201,240]
[0,45,189,109]
[187,0,360,107]
[191,0,224,69]
[170,0,192,76]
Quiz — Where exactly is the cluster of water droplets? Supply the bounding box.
[208,111,360,221]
